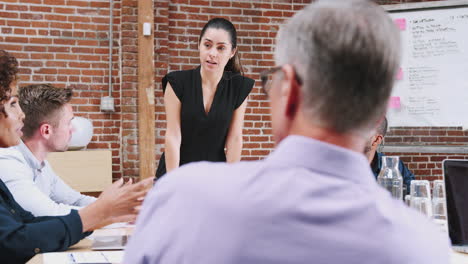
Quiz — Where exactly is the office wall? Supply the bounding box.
[0,0,458,180]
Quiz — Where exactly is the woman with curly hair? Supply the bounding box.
[0,49,18,115]
[0,50,23,147]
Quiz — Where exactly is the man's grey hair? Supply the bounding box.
[275,0,400,135]
[376,117,388,137]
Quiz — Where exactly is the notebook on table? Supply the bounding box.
[91,235,129,250]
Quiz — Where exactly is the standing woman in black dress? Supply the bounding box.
[156,18,254,178]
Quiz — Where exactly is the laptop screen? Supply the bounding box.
[444,159,468,245]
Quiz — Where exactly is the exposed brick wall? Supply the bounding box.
[0,0,124,178]
[386,152,468,180]
[386,127,468,146]
[384,127,468,179]
[1,0,464,182]
[120,0,138,177]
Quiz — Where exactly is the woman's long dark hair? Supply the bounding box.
[199,18,243,75]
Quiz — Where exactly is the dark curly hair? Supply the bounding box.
[0,50,19,112]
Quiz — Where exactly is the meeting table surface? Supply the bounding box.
[27,226,133,264]
[27,226,468,264]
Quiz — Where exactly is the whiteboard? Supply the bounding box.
[387,3,468,127]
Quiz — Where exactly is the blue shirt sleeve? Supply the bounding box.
[0,178,86,263]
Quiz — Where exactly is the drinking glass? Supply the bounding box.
[410,180,432,218]
[404,194,411,206]
[432,180,448,232]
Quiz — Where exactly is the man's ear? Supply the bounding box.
[39,123,52,140]
[373,134,383,147]
[281,64,300,119]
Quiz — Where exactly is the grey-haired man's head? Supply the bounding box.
[274,0,400,136]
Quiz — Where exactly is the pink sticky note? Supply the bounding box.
[394,18,406,31]
[389,96,401,109]
[396,68,403,80]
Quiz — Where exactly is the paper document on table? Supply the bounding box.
[43,251,124,263]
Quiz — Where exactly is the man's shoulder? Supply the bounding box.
[154,160,264,201]
[0,146,27,163]
[166,160,262,186]
[0,147,32,182]
[374,196,450,257]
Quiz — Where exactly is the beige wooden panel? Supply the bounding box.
[47,150,112,192]
[137,0,156,179]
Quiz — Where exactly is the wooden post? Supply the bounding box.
[137,0,155,179]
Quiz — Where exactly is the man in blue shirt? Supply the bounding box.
[364,117,415,194]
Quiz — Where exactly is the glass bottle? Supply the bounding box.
[377,156,403,200]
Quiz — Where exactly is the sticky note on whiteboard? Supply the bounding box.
[396,68,403,80]
[394,18,406,31]
[389,96,401,109]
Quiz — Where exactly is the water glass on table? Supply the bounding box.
[409,180,433,218]
[432,180,448,233]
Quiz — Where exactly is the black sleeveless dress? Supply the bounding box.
[156,66,254,178]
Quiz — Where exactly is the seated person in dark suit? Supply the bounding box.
[0,49,152,263]
[364,117,415,194]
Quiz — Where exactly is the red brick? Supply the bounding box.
[5,37,28,43]
[24,46,47,52]
[430,156,447,162]
[0,11,18,18]
[20,61,42,68]
[30,38,53,45]
[5,4,28,11]
[48,46,70,53]
[58,69,81,75]
[54,7,75,14]
[16,0,41,3]
[31,6,52,12]
[35,68,58,74]
[232,2,252,8]
[264,11,283,17]
[413,156,428,162]
[212,1,231,7]
[31,53,54,60]
[46,61,67,67]
[430,130,446,136]
[56,54,78,60]
[1,28,12,34]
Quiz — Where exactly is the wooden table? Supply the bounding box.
[452,250,468,263]
[27,227,133,264]
[27,226,468,264]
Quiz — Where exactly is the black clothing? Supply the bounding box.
[156,66,254,178]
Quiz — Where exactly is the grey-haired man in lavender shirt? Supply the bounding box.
[125,0,450,263]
